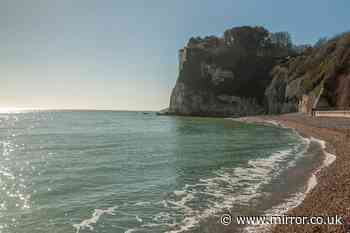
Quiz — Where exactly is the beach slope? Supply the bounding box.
[233,113,350,233]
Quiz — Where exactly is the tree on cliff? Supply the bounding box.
[224,26,269,51]
[168,26,297,117]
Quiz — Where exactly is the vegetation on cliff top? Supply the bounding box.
[266,31,350,113]
[177,26,296,101]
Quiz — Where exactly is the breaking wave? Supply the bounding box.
[244,136,336,233]
[120,141,308,233]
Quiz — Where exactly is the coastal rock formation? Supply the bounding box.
[168,26,294,117]
[166,26,350,117]
[266,32,350,114]
[169,82,264,117]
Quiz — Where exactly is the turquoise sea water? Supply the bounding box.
[0,111,319,233]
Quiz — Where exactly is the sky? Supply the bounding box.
[1,0,349,111]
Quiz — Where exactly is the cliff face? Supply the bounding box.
[167,26,350,117]
[266,32,350,114]
[168,26,294,117]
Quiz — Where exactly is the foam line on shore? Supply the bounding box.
[305,137,336,193]
[261,120,337,194]
[164,147,297,233]
[242,119,337,233]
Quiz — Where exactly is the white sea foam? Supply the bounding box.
[133,201,151,207]
[135,215,143,223]
[174,190,187,196]
[244,135,337,233]
[160,123,314,233]
[161,148,296,233]
[157,200,169,208]
[72,206,118,233]
[152,212,174,223]
[244,191,305,233]
[124,229,138,233]
[305,137,336,193]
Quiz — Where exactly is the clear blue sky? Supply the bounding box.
[1,0,349,110]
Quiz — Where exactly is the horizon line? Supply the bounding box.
[0,107,162,113]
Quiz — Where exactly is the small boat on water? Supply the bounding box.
[156,108,170,115]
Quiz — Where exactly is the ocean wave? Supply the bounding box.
[305,137,336,193]
[243,135,336,233]
[124,229,138,233]
[71,121,309,233]
[244,191,305,233]
[133,201,152,207]
[135,215,143,223]
[160,148,297,233]
[72,206,118,233]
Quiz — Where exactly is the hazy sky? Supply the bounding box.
[1,0,349,110]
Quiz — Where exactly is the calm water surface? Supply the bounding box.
[0,111,319,233]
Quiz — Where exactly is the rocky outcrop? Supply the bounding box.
[166,26,350,117]
[266,32,350,114]
[168,26,294,117]
[169,82,264,117]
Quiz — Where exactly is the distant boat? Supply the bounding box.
[156,108,170,115]
[143,112,150,115]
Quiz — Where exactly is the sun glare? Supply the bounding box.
[0,107,40,113]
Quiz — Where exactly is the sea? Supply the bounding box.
[0,110,324,233]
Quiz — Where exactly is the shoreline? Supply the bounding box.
[232,113,349,233]
[231,117,337,195]
[305,137,336,194]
